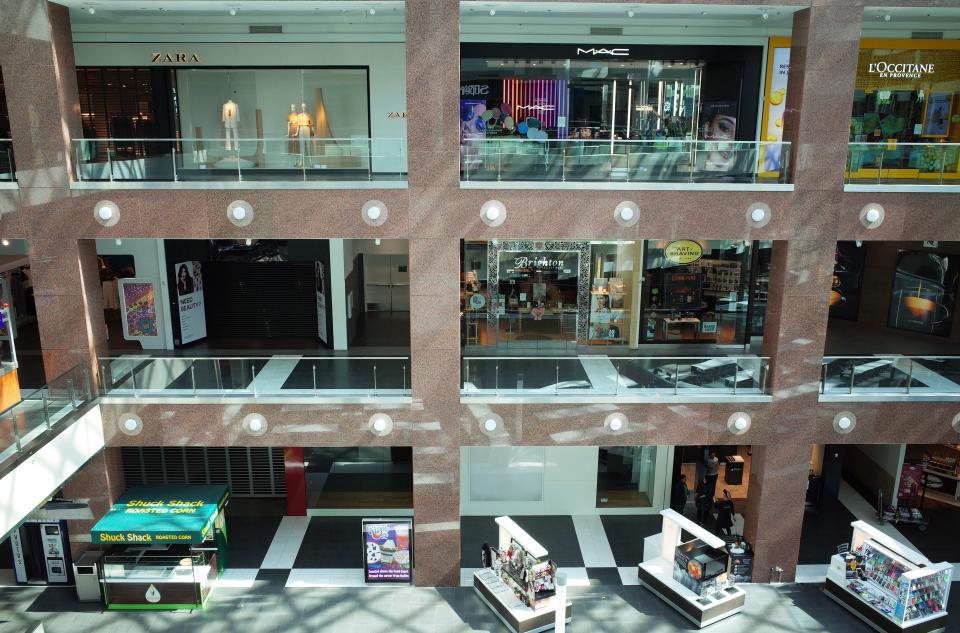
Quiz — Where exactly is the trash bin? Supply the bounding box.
[725,455,745,486]
[73,550,103,602]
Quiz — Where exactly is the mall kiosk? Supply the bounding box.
[638,509,746,628]
[473,516,572,633]
[90,485,229,610]
[824,520,952,633]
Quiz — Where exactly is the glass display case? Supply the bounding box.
[673,539,730,597]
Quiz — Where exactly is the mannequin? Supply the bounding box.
[287,104,299,156]
[292,102,314,165]
[222,99,239,150]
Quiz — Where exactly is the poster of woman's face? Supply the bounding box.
[701,102,738,173]
[176,264,194,296]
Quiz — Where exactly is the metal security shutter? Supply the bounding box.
[120,447,285,497]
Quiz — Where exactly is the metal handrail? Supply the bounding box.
[463,355,768,361]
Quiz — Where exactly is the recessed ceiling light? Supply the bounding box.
[489,9,496,16]
[368,7,376,15]
[229,7,237,16]
[87,7,95,14]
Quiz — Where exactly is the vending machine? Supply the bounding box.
[10,520,73,585]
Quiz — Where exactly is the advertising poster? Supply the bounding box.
[761,42,790,173]
[700,101,739,175]
[315,261,328,344]
[120,280,159,338]
[174,261,207,344]
[887,250,958,337]
[363,518,413,584]
[664,272,702,309]
[897,463,924,505]
[922,93,951,137]
[830,242,866,321]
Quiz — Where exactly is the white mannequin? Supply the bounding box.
[222,99,240,150]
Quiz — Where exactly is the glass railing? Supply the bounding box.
[73,138,406,183]
[99,355,410,397]
[460,139,790,184]
[821,355,960,397]
[0,364,94,465]
[0,139,15,182]
[846,142,960,185]
[461,355,769,397]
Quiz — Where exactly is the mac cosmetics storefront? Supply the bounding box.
[460,43,763,143]
[71,42,407,179]
[461,239,771,353]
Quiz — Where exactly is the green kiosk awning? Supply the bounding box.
[91,485,229,546]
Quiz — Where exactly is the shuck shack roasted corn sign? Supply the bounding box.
[91,486,228,545]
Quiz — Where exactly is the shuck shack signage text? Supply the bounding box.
[868,60,935,79]
[151,52,201,64]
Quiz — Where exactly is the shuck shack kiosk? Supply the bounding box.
[91,485,229,610]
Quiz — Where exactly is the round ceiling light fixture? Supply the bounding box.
[859,203,885,229]
[833,411,857,434]
[243,413,268,436]
[726,412,752,435]
[614,201,640,227]
[480,412,503,436]
[229,7,237,16]
[362,200,389,226]
[480,200,507,227]
[227,199,254,227]
[118,413,143,436]
[627,9,635,17]
[369,413,394,437]
[94,200,120,227]
[746,202,771,228]
[605,412,628,433]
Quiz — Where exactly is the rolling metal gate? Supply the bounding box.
[120,446,286,497]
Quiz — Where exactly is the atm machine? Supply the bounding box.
[10,520,73,585]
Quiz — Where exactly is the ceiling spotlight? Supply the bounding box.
[374,238,381,246]
[733,416,748,431]
[627,10,635,18]
[0,239,8,247]
[484,418,498,432]
[123,418,138,431]
[837,416,852,431]
[87,6,95,14]
[245,238,252,246]
[865,208,881,223]
[884,14,891,21]
[609,417,623,432]
[489,9,496,16]
[762,12,769,20]
[229,7,237,15]
[115,238,122,246]
[367,205,382,221]
[368,7,376,15]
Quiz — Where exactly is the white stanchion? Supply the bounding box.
[554,571,567,633]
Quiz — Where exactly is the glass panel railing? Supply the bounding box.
[0,364,94,465]
[461,356,768,397]
[99,356,410,397]
[460,139,790,184]
[0,139,15,182]
[821,356,960,396]
[846,142,960,186]
[73,138,407,183]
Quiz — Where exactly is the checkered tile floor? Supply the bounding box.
[223,513,714,588]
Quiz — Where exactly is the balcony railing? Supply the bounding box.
[461,355,769,398]
[0,139,14,182]
[846,142,960,186]
[0,364,94,465]
[460,139,790,184]
[99,356,410,398]
[72,137,406,183]
[821,355,960,399]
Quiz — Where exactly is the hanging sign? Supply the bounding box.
[174,261,207,344]
[664,240,704,265]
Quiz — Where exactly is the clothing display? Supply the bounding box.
[222,100,239,150]
[287,104,314,163]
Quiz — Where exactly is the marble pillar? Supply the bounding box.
[61,446,125,558]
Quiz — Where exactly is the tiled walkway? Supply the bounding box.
[1,580,958,633]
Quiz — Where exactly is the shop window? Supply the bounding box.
[596,446,660,508]
[468,446,544,502]
[304,447,412,510]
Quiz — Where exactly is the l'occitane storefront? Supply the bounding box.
[849,40,960,182]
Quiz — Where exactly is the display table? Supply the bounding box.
[823,520,952,633]
[473,568,571,633]
[663,317,701,340]
[638,509,745,628]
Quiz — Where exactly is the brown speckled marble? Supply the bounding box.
[62,447,124,558]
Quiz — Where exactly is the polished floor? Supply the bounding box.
[0,580,958,633]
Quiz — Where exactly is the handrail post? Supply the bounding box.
[849,361,856,394]
[172,148,178,182]
[732,360,738,396]
[555,364,559,395]
[190,364,197,395]
[42,392,50,430]
[373,364,378,396]
[236,144,243,182]
[762,360,769,395]
[497,142,502,182]
[12,414,21,451]
[312,362,318,397]
[561,141,567,182]
[67,378,76,410]
[107,146,114,182]
[495,363,500,397]
[616,364,620,396]
[214,359,223,391]
[75,144,83,182]
[939,146,947,185]
[906,360,913,395]
[820,362,826,395]
[674,362,680,396]
[251,364,258,398]
[131,361,138,396]
[403,364,407,393]
[876,149,884,185]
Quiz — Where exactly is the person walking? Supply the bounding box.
[671,474,689,515]
[704,450,720,499]
[695,477,713,526]
[715,490,735,536]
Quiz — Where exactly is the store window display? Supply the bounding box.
[849,41,960,180]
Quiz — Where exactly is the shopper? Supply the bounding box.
[715,490,735,536]
[695,477,712,526]
[705,450,720,499]
[671,474,689,516]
